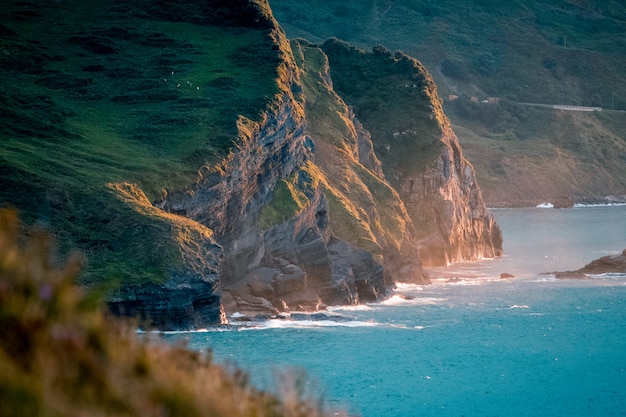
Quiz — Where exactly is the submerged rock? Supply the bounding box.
[549,249,626,279]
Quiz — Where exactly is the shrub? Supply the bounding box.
[440,57,469,80]
[472,52,499,76]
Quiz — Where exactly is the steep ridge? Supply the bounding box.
[291,40,427,284]
[0,0,501,328]
[321,40,502,265]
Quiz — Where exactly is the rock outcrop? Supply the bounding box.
[579,249,626,274]
[221,191,386,317]
[400,123,504,265]
[551,249,626,279]
[321,39,503,266]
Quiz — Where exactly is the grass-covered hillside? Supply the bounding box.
[270,0,626,205]
[0,0,282,286]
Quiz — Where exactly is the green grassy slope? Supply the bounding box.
[270,0,626,205]
[0,0,282,285]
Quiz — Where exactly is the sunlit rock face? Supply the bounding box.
[320,39,503,267]
[400,125,503,265]
[291,40,429,286]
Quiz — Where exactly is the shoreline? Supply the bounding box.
[486,196,626,209]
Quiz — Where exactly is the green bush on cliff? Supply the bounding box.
[0,209,344,417]
[258,178,309,230]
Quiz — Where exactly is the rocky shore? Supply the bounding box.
[548,249,626,279]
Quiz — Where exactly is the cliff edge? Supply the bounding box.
[0,0,502,328]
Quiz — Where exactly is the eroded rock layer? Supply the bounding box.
[0,0,503,328]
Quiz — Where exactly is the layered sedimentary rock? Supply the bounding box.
[321,39,503,266]
[399,123,504,265]
[0,0,503,328]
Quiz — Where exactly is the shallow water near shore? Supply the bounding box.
[164,205,626,417]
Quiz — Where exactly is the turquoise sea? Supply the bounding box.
[165,205,626,417]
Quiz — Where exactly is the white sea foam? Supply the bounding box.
[376,294,447,307]
[536,202,554,208]
[508,305,530,309]
[234,319,412,330]
[430,276,502,286]
[327,304,374,312]
[573,202,626,208]
[587,273,626,280]
[529,272,558,282]
[393,283,426,291]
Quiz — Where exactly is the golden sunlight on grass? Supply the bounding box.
[0,209,348,417]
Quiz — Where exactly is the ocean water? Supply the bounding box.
[164,205,626,417]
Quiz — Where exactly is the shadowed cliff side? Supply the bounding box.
[321,39,503,265]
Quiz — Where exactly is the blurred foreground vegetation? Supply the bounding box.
[0,209,346,417]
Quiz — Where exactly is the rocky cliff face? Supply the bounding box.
[157,13,389,318]
[0,0,502,328]
[291,40,428,285]
[321,40,503,266]
[398,125,503,265]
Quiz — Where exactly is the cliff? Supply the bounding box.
[0,0,501,328]
[320,39,502,265]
